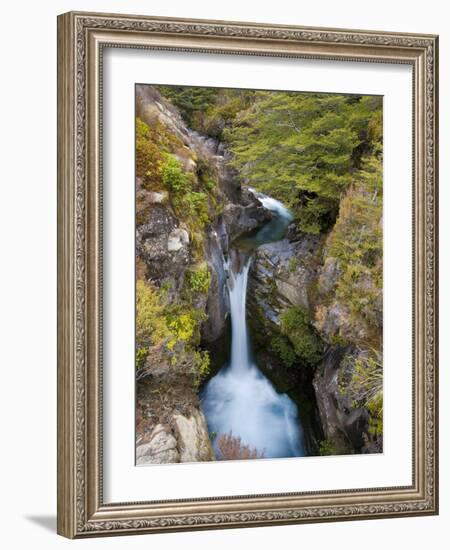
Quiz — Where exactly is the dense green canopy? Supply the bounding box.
[160,86,382,234]
[223,91,382,233]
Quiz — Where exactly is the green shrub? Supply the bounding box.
[135,346,148,371]
[325,155,383,342]
[161,152,190,193]
[158,86,253,138]
[176,191,210,228]
[270,335,297,367]
[319,439,336,456]
[160,153,211,241]
[158,86,221,130]
[186,264,211,294]
[280,305,323,366]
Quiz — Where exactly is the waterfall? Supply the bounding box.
[227,256,251,372]
[200,192,305,460]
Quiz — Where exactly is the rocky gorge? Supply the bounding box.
[135,85,383,464]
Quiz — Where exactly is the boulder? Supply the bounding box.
[173,411,215,462]
[136,425,180,465]
[222,203,271,241]
[136,204,190,293]
[167,227,189,252]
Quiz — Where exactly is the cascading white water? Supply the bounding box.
[228,258,251,371]
[258,194,291,216]
[200,192,305,460]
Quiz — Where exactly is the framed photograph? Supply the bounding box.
[57,11,439,538]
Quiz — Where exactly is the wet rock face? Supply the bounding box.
[201,219,230,343]
[249,232,322,326]
[317,257,342,296]
[202,259,228,343]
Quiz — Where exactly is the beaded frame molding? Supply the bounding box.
[57,11,439,538]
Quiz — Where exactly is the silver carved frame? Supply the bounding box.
[57,11,439,538]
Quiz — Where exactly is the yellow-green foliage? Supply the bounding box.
[174,190,210,229]
[136,119,214,244]
[280,306,323,366]
[136,279,171,348]
[288,257,300,273]
[349,353,382,401]
[138,95,250,263]
[186,263,211,294]
[192,350,211,386]
[166,308,210,384]
[136,346,148,371]
[136,114,218,257]
[135,111,218,383]
[136,118,166,190]
[166,312,198,350]
[136,278,210,381]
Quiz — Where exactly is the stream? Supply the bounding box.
[200,192,305,460]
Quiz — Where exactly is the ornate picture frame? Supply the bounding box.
[57,11,438,538]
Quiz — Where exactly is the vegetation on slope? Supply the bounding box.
[160,86,382,235]
[135,112,219,385]
[325,153,383,345]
